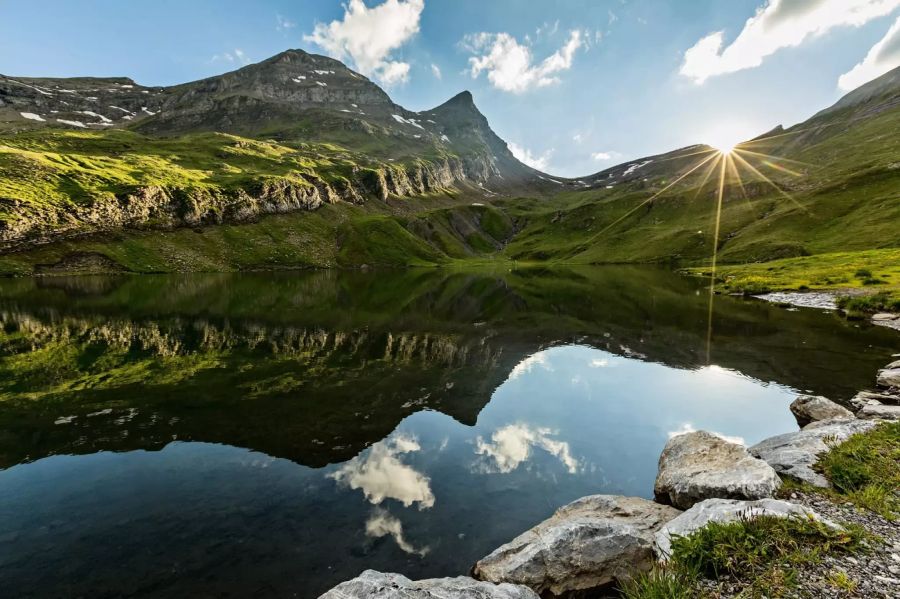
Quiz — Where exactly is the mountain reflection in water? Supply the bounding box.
[0,267,896,598]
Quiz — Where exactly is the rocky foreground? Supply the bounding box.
[318,359,900,598]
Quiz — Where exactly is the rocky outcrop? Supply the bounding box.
[653,498,836,559]
[318,570,540,599]
[857,403,900,420]
[789,395,854,427]
[0,154,496,251]
[749,418,877,487]
[472,495,680,596]
[654,431,780,509]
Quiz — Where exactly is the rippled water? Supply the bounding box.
[0,267,896,597]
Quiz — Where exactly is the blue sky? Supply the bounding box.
[2,0,900,177]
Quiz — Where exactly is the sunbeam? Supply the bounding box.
[570,151,720,258]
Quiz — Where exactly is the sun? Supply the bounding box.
[711,140,735,155]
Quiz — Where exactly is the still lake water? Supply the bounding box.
[0,267,897,597]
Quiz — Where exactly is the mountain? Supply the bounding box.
[499,65,900,265]
[0,56,898,275]
[0,49,550,254]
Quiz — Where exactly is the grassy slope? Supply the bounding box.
[503,102,900,265]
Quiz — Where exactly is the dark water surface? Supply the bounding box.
[0,267,896,597]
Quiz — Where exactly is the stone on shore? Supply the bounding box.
[877,367,900,389]
[849,390,899,411]
[653,498,835,559]
[472,495,680,596]
[318,570,540,599]
[654,431,780,510]
[789,395,854,427]
[749,418,877,487]
[857,403,900,420]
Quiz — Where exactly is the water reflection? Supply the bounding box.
[331,434,435,509]
[474,423,580,474]
[0,267,897,598]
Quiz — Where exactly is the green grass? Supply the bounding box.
[817,421,900,518]
[689,248,900,310]
[623,515,866,599]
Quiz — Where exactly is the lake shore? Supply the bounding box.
[321,358,900,598]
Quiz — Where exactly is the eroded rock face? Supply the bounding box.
[318,570,540,599]
[789,395,854,427]
[472,495,681,596]
[653,498,835,559]
[749,418,877,487]
[857,403,900,420]
[654,431,781,510]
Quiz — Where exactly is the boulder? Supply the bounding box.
[849,390,898,411]
[857,403,900,421]
[789,395,854,427]
[318,570,540,599]
[654,431,780,509]
[472,495,681,596]
[749,418,877,487]
[653,498,836,559]
[878,368,900,389]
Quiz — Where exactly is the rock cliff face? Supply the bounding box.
[0,154,494,250]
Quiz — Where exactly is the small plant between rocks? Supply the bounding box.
[621,515,866,599]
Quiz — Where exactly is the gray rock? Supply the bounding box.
[472,495,681,596]
[858,403,900,420]
[878,368,900,389]
[849,391,899,411]
[872,313,900,322]
[654,431,781,509]
[318,570,540,599]
[749,418,877,487]
[789,395,854,427]
[654,498,835,559]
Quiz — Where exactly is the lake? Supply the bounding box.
[0,267,896,597]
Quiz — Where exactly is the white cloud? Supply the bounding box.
[681,0,900,84]
[304,0,424,85]
[430,63,442,79]
[475,423,580,474]
[572,133,583,143]
[329,434,435,509]
[463,29,585,93]
[211,49,250,66]
[591,151,620,161]
[839,15,900,90]
[365,509,430,556]
[508,142,554,171]
[276,14,296,31]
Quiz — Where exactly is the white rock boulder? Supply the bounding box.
[654,498,835,559]
[857,403,900,420]
[654,431,781,509]
[749,418,877,487]
[878,367,900,389]
[318,570,540,599]
[789,395,854,427]
[849,390,898,411]
[472,495,681,596]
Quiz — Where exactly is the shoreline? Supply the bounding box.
[321,359,900,598]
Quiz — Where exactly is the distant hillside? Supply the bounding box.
[499,65,900,265]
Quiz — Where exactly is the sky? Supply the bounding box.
[2,0,900,177]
